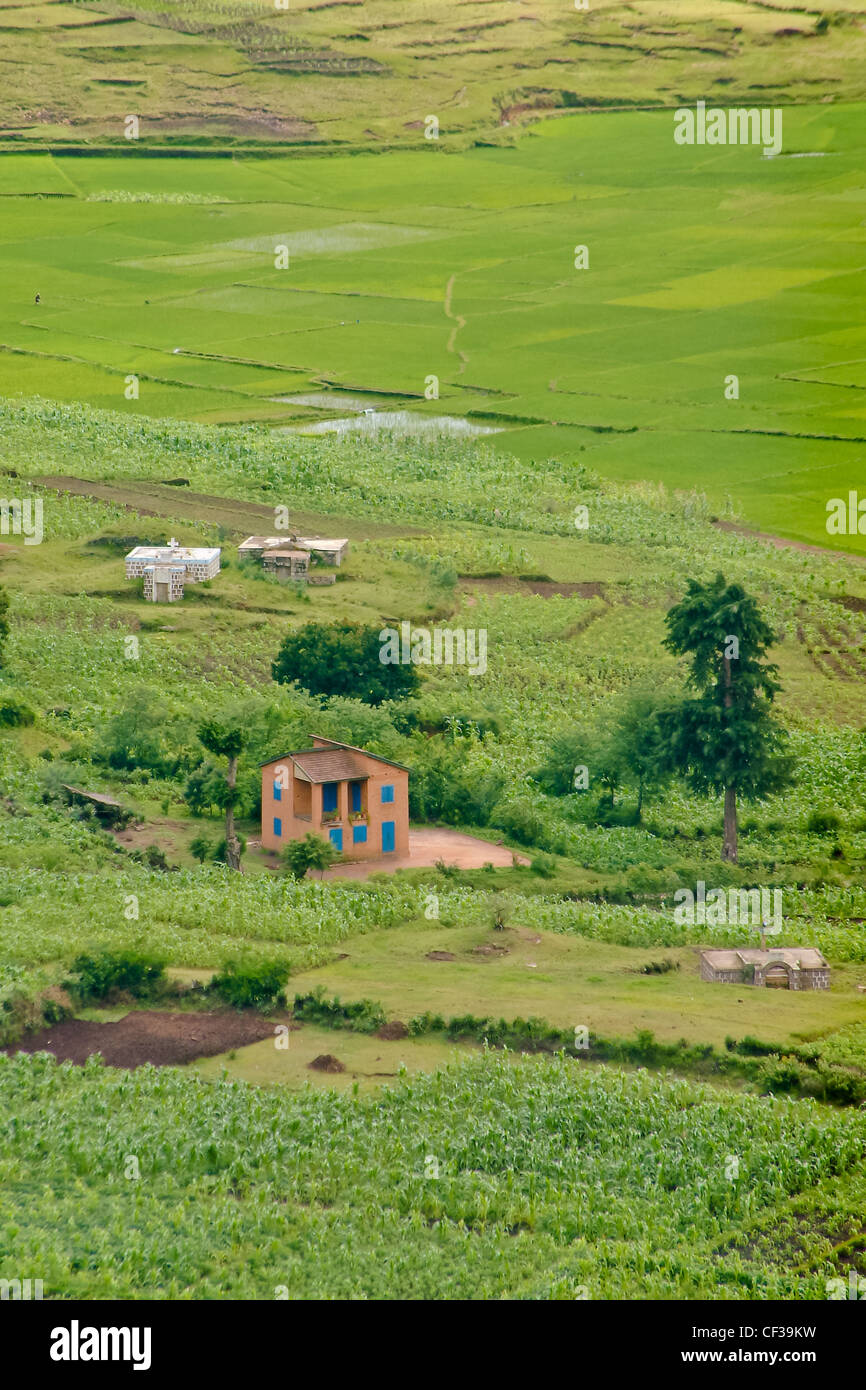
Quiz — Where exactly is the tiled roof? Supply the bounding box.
[262,738,409,774]
[288,749,371,782]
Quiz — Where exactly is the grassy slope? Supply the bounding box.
[1,0,864,148]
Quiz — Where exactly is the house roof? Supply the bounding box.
[297,537,348,552]
[62,785,122,807]
[701,948,827,970]
[127,545,220,564]
[261,737,409,776]
[288,749,372,783]
[238,534,347,554]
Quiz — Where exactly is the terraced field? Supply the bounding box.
[1,0,864,149]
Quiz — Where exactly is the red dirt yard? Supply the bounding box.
[321,827,529,879]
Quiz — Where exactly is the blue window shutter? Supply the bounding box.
[273,817,282,838]
[350,781,362,813]
[322,782,338,813]
[381,784,394,804]
[352,823,367,844]
[329,827,343,852]
[273,781,282,802]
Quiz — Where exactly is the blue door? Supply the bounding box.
[329,827,343,853]
[322,782,338,814]
[350,781,362,813]
[381,821,395,854]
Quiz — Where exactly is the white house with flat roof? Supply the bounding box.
[126,539,221,583]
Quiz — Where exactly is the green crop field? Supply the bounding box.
[1,0,865,1311]
[1,101,865,549]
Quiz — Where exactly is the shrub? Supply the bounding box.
[291,987,386,1033]
[493,800,547,847]
[731,1034,784,1057]
[807,809,841,835]
[282,833,334,880]
[189,834,213,864]
[530,852,557,877]
[144,844,171,871]
[0,695,35,727]
[211,959,289,1011]
[67,950,166,1002]
[639,958,679,975]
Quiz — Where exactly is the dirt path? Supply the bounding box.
[30,475,420,542]
[444,274,468,375]
[712,518,866,565]
[6,1010,282,1068]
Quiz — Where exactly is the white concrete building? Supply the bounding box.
[125,539,221,583]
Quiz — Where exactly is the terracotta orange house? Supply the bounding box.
[260,737,410,861]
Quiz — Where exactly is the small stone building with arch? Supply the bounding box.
[699,947,829,990]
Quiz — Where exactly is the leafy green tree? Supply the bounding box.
[184,762,227,817]
[533,723,625,809]
[662,573,794,862]
[94,687,169,773]
[534,694,673,818]
[189,834,213,864]
[282,832,337,880]
[197,719,247,872]
[606,691,675,819]
[0,585,9,668]
[272,622,419,705]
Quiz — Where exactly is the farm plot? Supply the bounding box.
[0,101,865,547]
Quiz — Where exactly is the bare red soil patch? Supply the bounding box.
[308,1053,345,1073]
[6,1010,280,1068]
[461,575,605,599]
[375,1021,409,1040]
[426,951,456,962]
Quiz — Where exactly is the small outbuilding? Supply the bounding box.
[700,947,830,991]
[261,548,310,581]
[60,785,132,828]
[238,534,348,568]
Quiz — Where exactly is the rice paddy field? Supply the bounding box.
[1,0,865,1313]
[1,98,865,549]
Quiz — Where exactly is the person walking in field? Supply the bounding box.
[34,293,40,305]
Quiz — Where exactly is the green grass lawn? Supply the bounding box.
[290,921,866,1049]
[193,1019,469,1091]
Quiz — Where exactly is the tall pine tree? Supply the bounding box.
[662,573,793,862]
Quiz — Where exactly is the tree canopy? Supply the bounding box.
[662,573,794,861]
[272,622,419,705]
